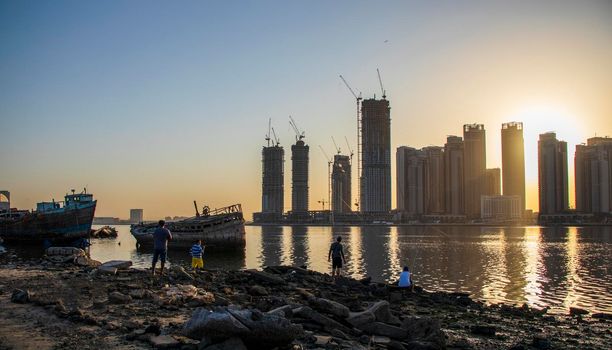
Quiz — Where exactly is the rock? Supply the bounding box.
[55,300,68,313]
[76,256,101,267]
[248,285,268,296]
[171,265,195,281]
[98,266,118,275]
[10,289,29,303]
[145,323,162,336]
[314,335,332,345]
[200,337,247,350]
[149,335,180,349]
[346,310,375,328]
[108,291,132,304]
[293,306,352,334]
[532,335,551,349]
[359,335,370,344]
[401,316,444,346]
[371,335,391,344]
[330,328,348,340]
[100,260,132,269]
[367,300,400,325]
[592,312,612,320]
[183,307,302,348]
[92,298,107,309]
[361,322,407,340]
[245,269,286,285]
[569,307,589,316]
[267,305,293,318]
[388,340,408,350]
[130,289,148,299]
[309,297,350,318]
[404,341,442,350]
[470,325,496,336]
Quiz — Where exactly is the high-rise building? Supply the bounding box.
[538,132,568,214]
[396,147,426,216]
[291,140,309,213]
[423,146,445,214]
[130,209,143,223]
[463,124,487,218]
[485,168,501,196]
[360,98,391,212]
[501,122,526,212]
[444,136,464,215]
[575,137,612,214]
[262,145,285,215]
[332,154,352,213]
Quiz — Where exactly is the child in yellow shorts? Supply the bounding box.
[190,239,204,271]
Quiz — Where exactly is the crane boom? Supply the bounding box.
[265,118,271,147]
[332,136,341,154]
[377,68,386,99]
[289,115,305,141]
[339,75,360,100]
[271,127,280,146]
[344,136,354,158]
[318,145,331,162]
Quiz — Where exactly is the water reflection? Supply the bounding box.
[1,224,610,314]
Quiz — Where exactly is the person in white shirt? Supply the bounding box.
[398,266,414,291]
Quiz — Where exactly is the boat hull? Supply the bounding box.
[131,216,245,249]
[0,202,96,243]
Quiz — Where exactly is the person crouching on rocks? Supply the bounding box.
[398,265,414,292]
[152,220,172,276]
[328,236,346,279]
[190,239,204,272]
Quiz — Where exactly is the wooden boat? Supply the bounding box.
[0,189,97,243]
[130,203,245,249]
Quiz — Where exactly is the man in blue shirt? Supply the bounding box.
[152,220,172,276]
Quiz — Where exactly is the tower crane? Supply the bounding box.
[265,118,272,147]
[377,68,386,99]
[344,136,354,163]
[289,115,305,142]
[339,74,362,211]
[271,127,280,146]
[318,145,333,221]
[332,136,341,155]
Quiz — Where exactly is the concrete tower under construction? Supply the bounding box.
[291,140,309,213]
[261,144,284,217]
[332,154,352,213]
[360,98,391,213]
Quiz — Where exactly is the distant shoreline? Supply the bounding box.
[245,222,612,228]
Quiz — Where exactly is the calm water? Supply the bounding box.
[2,225,611,314]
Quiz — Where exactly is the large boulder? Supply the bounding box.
[309,297,350,318]
[293,306,352,334]
[361,322,407,340]
[183,307,302,348]
[245,270,286,285]
[346,310,375,328]
[367,300,400,325]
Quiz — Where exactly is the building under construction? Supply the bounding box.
[290,139,309,216]
[332,154,351,213]
[360,98,391,213]
[255,124,285,222]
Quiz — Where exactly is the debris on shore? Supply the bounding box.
[90,226,118,239]
[0,255,610,349]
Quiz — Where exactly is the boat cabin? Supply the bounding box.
[65,192,94,208]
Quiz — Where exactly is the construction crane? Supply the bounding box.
[377,68,386,99]
[344,136,354,163]
[332,136,341,155]
[317,199,328,211]
[339,74,362,211]
[271,127,280,146]
[265,118,272,147]
[318,145,333,217]
[289,115,305,142]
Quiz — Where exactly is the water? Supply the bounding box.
[2,225,611,314]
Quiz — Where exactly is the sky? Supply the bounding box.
[1,0,611,219]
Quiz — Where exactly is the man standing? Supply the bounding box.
[152,220,172,276]
[328,236,346,278]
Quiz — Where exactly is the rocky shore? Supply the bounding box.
[0,251,610,350]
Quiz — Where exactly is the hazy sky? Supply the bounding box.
[1,0,611,219]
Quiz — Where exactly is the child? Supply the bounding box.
[190,239,204,272]
[398,266,414,291]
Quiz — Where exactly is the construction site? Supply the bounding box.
[252,70,394,225]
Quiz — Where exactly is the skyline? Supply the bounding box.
[2,1,612,219]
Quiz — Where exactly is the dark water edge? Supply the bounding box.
[1,224,610,315]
